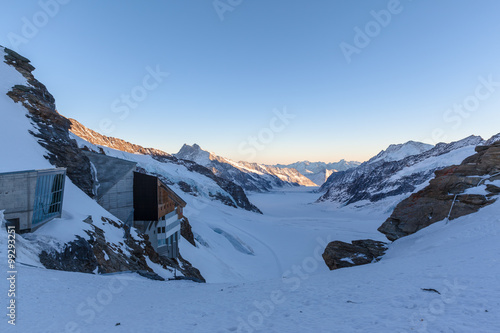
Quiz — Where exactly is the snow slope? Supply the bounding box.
[2,190,499,332]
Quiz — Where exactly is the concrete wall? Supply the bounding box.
[98,168,134,224]
[0,171,37,231]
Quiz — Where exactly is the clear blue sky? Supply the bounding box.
[2,0,500,164]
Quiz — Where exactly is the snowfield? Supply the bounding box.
[2,192,500,332]
[182,188,387,283]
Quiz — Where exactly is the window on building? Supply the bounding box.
[157,227,161,234]
[32,172,65,226]
[162,227,165,233]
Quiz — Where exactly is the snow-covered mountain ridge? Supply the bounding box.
[175,143,317,191]
[276,160,361,186]
[379,140,500,240]
[69,118,171,157]
[367,140,433,164]
[318,135,493,206]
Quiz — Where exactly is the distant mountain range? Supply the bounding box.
[275,160,361,186]
[175,144,316,192]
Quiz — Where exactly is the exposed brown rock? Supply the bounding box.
[378,142,500,241]
[69,118,171,157]
[181,217,196,247]
[322,239,387,270]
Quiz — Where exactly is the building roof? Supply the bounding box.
[83,151,137,199]
[0,168,66,176]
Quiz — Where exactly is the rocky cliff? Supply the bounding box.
[69,118,171,157]
[378,141,500,241]
[3,47,94,197]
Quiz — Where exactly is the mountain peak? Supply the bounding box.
[484,133,500,146]
[368,141,434,164]
[176,143,212,166]
[179,143,203,151]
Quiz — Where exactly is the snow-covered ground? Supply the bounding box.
[182,187,388,283]
[2,190,500,332]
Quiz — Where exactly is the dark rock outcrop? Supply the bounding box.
[39,217,205,282]
[322,239,387,270]
[378,142,500,241]
[3,47,94,197]
[185,162,263,214]
[180,217,196,247]
[40,236,98,273]
[177,254,205,283]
